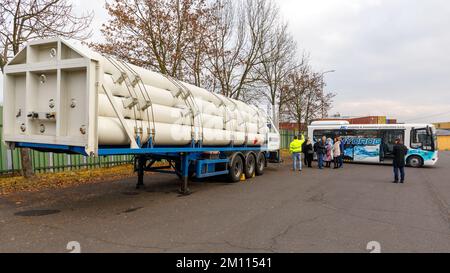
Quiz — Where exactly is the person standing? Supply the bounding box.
[302,138,308,166]
[333,137,341,169]
[290,135,305,172]
[304,137,314,168]
[392,138,409,184]
[324,138,333,168]
[314,136,327,169]
[338,136,345,168]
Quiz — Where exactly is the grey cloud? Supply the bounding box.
[279,0,450,122]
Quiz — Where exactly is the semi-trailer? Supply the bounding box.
[2,38,281,194]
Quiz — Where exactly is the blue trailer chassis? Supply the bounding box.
[14,142,280,195]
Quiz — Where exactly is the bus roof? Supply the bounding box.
[308,123,435,130]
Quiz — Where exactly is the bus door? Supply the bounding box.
[380,130,405,162]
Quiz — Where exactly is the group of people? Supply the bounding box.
[289,135,345,171]
[289,134,409,184]
[313,136,345,170]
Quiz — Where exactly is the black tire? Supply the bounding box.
[408,156,423,168]
[228,155,244,183]
[244,153,256,179]
[255,152,266,176]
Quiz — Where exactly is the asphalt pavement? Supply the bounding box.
[0,152,449,253]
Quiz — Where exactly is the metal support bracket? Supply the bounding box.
[140,100,152,111]
[131,76,141,87]
[123,97,139,109]
[102,84,139,149]
[116,72,127,84]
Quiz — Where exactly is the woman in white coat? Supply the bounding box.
[333,137,342,169]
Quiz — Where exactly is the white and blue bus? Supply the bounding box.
[308,121,439,168]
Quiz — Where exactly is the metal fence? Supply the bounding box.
[0,106,134,175]
[280,129,305,150]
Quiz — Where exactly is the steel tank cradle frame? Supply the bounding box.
[13,141,277,195]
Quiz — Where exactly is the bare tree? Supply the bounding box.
[254,21,297,127]
[206,0,280,101]
[92,0,334,125]
[281,56,311,132]
[303,72,335,123]
[182,1,219,87]
[91,0,215,83]
[204,0,240,96]
[281,56,336,132]
[0,0,93,178]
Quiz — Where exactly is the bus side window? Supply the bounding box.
[313,130,335,142]
[382,130,404,157]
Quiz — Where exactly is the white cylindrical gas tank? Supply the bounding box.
[1,38,278,153]
[96,54,271,147]
[102,75,181,107]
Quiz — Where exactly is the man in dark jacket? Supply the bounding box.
[314,136,327,169]
[302,137,311,166]
[338,136,345,168]
[392,138,409,184]
[303,137,314,168]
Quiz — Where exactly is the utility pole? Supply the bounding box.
[320,70,336,119]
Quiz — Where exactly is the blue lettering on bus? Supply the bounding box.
[341,137,381,146]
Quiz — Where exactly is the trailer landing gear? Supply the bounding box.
[180,176,191,196]
[179,154,191,196]
[136,156,146,190]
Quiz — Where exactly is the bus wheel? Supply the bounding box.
[255,152,266,176]
[408,156,423,168]
[244,153,256,179]
[228,155,244,183]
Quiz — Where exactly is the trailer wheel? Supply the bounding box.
[255,152,266,176]
[228,155,244,183]
[244,153,256,179]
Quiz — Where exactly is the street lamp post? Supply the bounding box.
[320,70,336,119]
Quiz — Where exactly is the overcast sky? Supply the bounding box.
[1,0,449,123]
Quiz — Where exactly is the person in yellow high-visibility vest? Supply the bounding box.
[290,135,306,172]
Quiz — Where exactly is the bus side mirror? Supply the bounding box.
[426,126,432,136]
[427,126,435,150]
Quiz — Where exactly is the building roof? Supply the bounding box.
[434,122,450,130]
[313,116,397,125]
[436,129,450,136]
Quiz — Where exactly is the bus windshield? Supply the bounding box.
[411,127,435,151]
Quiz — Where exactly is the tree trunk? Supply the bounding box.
[272,103,279,130]
[20,148,35,178]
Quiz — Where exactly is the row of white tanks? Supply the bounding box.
[96,57,269,147]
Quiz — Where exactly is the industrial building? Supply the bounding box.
[434,122,450,151]
[280,116,397,132]
[316,116,398,125]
